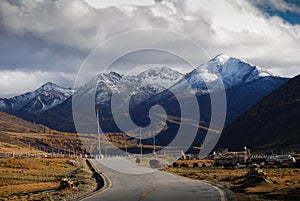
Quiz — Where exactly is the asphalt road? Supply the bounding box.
[82,158,233,201]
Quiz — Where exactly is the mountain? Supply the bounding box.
[217,75,300,152]
[94,66,183,106]
[222,76,288,125]
[136,54,288,125]
[166,54,276,93]
[29,55,288,139]
[23,67,183,132]
[0,82,74,114]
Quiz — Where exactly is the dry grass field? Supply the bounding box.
[164,165,300,201]
[0,158,97,201]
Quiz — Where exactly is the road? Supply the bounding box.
[82,158,234,201]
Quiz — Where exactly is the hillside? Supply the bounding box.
[0,112,85,155]
[217,75,300,152]
[0,112,55,133]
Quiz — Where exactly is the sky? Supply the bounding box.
[0,0,300,97]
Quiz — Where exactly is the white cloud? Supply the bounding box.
[84,0,155,8]
[0,0,299,95]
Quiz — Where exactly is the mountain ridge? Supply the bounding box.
[0,82,74,114]
[0,55,290,145]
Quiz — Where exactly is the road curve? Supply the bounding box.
[81,158,233,201]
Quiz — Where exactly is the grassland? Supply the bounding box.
[0,158,97,201]
[164,165,300,201]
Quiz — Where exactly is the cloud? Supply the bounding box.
[84,0,155,8]
[0,0,299,95]
[0,70,75,96]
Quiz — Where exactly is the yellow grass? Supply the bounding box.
[164,164,300,201]
[0,158,75,198]
[0,142,45,155]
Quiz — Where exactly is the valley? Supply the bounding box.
[1,1,300,200]
[0,55,299,201]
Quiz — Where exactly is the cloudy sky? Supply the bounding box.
[0,0,300,97]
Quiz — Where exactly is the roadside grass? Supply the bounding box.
[164,166,300,201]
[0,158,75,198]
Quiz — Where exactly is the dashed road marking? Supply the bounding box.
[138,176,157,201]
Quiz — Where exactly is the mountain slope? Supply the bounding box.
[0,82,74,114]
[171,54,275,92]
[0,111,51,133]
[0,111,87,155]
[24,67,183,132]
[133,76,288,129]
[217,75,300,152]
[93,66,183,106]
[137,55,288,127]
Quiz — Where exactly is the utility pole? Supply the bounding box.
[153,135,156,155]
[96,109,101,158]
[124,133,128,157]
[140,127,142,157]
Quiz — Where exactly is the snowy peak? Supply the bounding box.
[136,66,183,88]
[200,54,275,88]
[211,53,231,65]
[137,66,182,78]
[37,82,74,94]
[39,82,59,91]
[0,82,74,114]
[92,66,184,106]
[208,54,274,78]
[95,71,122,87]
[172,54,279,92]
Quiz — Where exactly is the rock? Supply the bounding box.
[149,159,160,168]
[59,177,75,190]
[68,159,80,167]
[172,162,180,168]
[244,168,273,185]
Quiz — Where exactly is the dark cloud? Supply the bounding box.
[0,32,86,73]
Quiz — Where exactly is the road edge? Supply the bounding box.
[162,170,236,201]
[202,180,237,201]
[77,159,112,201]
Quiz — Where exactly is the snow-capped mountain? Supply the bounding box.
[0,82,74,114]
[3,54,289,134]
[136,66,184,87]
[172,54,276,92]
[91,66,183,106]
